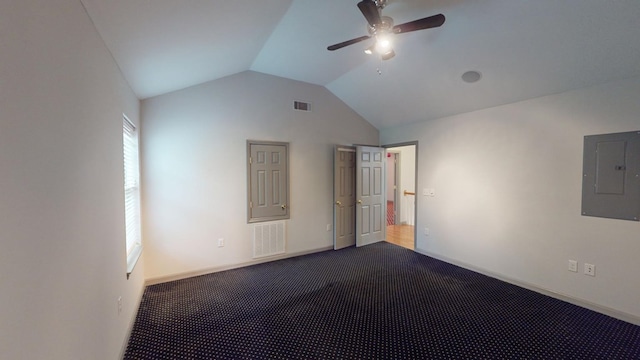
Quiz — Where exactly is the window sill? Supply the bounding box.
[126,244,143,279]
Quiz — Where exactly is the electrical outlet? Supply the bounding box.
[217,238,224,247]
[584,263,596,277]
[568,260,578,272]
[423,188,436,197]
[424,227,430,236]
[117,296,122,315]
[326,223,332,232]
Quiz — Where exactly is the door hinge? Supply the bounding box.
[249,157,252,164]
[250,201,253,208]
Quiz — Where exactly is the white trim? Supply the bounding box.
[414,248,640,326]
[145,246,333,285]
[337,147,356,153]
[126,244,142,278]
[123,113,136,130]
[117,277,146,360]
[123,113,142,278]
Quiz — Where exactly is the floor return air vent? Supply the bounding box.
[253,221,286,258]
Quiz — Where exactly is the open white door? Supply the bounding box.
[334,146,356,249]
[356,146,386,247]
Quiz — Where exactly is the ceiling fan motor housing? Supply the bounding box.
[373,0,387,9]
[368,16,394,35]
[326,0,445,54]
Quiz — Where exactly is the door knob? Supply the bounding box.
[336,200,342,206]
[281,204,287,210]
[357,199,362,204]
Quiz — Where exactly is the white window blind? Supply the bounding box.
[123,116,142,276]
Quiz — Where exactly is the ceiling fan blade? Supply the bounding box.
[357,0,381,27]
[393,13,445,34]
[327,35,371,51]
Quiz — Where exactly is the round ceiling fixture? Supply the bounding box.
[461,70,482,83]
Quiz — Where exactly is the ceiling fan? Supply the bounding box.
[327,0,445,60]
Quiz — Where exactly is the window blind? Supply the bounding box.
[123,116,141,273]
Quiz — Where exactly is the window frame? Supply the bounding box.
[123,114,142,278]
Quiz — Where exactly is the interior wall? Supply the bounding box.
[386,155,395,202]
[381,76,640,322]
[141,70,378,281]
[0,0,144,359]
[398,146,416,225]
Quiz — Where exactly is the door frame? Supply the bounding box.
[382,141,418,249]
[386,151,401,225]
[333,144,387,249]
[247,140,290,223]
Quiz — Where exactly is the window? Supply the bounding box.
[123,115,142,277]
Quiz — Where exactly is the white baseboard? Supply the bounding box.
[145,246,334,286]
[141,245,639,328]
[414,248,640,326]
[118,279,146,360]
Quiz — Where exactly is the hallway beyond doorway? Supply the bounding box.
[386,224,414,250]
[384,143,417,251]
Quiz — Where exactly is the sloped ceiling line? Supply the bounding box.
[80,0,640,129]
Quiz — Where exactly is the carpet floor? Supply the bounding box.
[124,242,640,359]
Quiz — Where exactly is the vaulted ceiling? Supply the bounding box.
[80,0,640,129]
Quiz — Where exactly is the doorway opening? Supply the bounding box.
[333,145,386,249]
[384,144,416,250]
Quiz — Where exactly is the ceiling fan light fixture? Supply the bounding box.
[326,1,445,64]
[364,44,375,55]
[381,49,395,60]
[374,34,393,54]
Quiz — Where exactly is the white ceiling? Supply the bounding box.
[81,0,640,129]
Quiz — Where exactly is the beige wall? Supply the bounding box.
[5,3,638,358]
[0,0,144,359]
[141,71,379,281]
[381,76,640,323]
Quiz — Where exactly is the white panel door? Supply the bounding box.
[334,146,356,249]
[249,143,288,221]
[356,146,385,247]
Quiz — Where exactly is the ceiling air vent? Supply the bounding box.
[293,100,311,112]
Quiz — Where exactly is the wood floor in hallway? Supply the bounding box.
[386,224,414,250]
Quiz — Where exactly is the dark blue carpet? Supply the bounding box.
[124,242,640,359]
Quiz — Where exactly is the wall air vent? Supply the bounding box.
[293,100,311,112]
[253,221,286,258]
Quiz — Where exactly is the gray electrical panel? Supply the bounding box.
[581,131,640,221]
